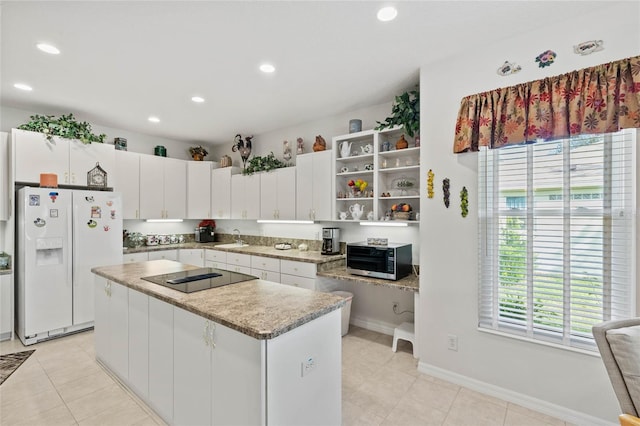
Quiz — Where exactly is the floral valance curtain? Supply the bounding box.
[453,55,640,153]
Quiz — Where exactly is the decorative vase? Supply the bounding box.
[396,135,408,150]
[192,154,204,161]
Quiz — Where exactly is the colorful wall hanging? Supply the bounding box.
[535,50,556,68]
[443,178,450,208]
[460,186,469,218]
[427,169,434,198]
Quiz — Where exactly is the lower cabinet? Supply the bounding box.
[148,250,178,261]
[225,252,251,275]
[250,255,281,282]
[280,259,317,290]
[149,297,174,422]
[94,277,129,380]
[204,250,227,269]
[128,289,149,398]
[178,248,205,267]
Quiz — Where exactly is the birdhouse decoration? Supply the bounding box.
[87,162,107,188]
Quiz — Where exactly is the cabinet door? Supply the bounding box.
[109,281,129,380]
[173,307,212,426]
[251,268,281,282]
[280,273,315,290]
[211,168,233,219]
[148,250,178,261]
[0,132,8,221]
[114,151,140,219]
[230,174,245,219]
[163,158,187,219]
[311,151,333,221]
[0,274,11,337]
[149,297,174,423]
[123,252,148,263]
[187,161,211,219]
[13,129,68,184]
[211,322,265,426]
[244,174,261,219]
[276,167,296,220]
[128,289,149,398]
[178,249,204,267]
[259,172,278,220]
[295,153,314,221]
[69,140,115,186]
[94,277,110,364]
[139,155,165,219]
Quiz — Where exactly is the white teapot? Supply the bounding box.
[349,203,364,221]
[360,144,373,155]
[340,141,352,158]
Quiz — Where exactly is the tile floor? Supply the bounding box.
[0,326,570,426]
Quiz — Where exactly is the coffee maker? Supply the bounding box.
[322,228,340,255]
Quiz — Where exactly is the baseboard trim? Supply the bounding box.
[417,361,613,426]
[350,315,396,336]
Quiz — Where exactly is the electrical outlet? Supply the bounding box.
[301,356,315,377]
[447,334,458,351]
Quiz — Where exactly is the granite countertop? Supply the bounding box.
[317,265,419,293]
[92,260,346,340]
[124,242,345,264]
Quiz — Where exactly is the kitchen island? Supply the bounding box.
[92,260,344,426]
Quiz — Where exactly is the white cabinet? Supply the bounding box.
[259,167,296,220]
[280,260,317,290]
[205,249,227,270]
[123,252,149,263]
[114,151,141,219]
[148,250,178,261]
[187,161,212,219]
[250,255,280,282]
[173,307,213,426]
[296,150,333,221]
[94,277,129,379]
[13,129,115,186]
[148,297,174,423]
[226,252,252,275]
[0,132,9,221]
[178,248,204,267]
[230,174,260,219]
[0,274,12,340]
[128,289,149,398]
[139,154,187,219]
[211,167,238,219]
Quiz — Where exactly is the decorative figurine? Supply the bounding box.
[396,134,408,150]
[460,186,469,218]
[443,178,450,208]
[497,60,522,76]
[232,134,253,169]
[296,137,304,154]
[535,50,557,68]
[283,140,292,162]
[313,135,326,152]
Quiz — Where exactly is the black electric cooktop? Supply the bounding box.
[141,267,257,293]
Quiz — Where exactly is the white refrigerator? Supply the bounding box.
[17,187,122,345]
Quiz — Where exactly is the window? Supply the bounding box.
[478,130,636,351]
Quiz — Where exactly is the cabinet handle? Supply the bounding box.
[64,172,69,183]
[71,172,76,184]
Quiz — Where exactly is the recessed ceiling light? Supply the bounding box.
[148,116,160,123]
[377,6,398,22]
[36,43,60,55]
[191,96,205,103]
[14,83,33,91]
[259,63,276,73]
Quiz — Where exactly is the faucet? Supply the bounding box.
[232,228,242,245]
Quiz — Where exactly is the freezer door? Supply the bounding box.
[17,187,73,337]
[72,191,123,325]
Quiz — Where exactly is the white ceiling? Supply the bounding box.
[0,1,616,145]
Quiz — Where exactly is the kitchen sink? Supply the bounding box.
[215,243,250,248]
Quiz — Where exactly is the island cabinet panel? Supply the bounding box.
[94,277,129,380]
[149,297,174,424]
[266,308,341,426]
[173,307,212,426]
[211,321,265,426]
[128,289,149,399]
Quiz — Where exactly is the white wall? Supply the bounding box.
[418,3,639,424]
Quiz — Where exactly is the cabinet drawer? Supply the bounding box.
[251,269,280,283]
[280,274,315,290]
[123,252,149,263]
[227,264,252,275]
[148,250,178,261]
[226,253,251,268]
[250,256,280,273]
[205,250,227,263]
[280,260,316,279]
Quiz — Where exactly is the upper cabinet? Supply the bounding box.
[12,129,115,186]
[187,161,212,219]
[139,154,186,219]
[0,132,9,221]
[333,127,420,223]
[295,150,332,221]
[211,167,239,219]
[231,174,260,219]
[114,151,140,219]
[259,167,296,220]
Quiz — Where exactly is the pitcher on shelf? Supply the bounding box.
[349,203,364,221]
[340,141,352,158]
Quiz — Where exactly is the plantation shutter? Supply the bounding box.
[478,129,636,350]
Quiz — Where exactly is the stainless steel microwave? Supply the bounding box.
[346,242,412,281]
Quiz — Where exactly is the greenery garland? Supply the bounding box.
[18,113,106,144]
[242,152,288,175]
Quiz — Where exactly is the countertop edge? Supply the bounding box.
[317,268,419,293]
